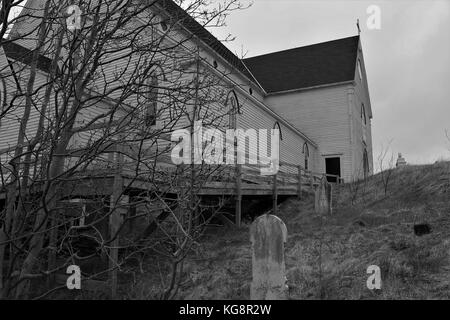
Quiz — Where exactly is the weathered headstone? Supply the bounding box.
[315,176,332,215]
[250,214,288,300]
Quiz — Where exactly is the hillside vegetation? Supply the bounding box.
[125,162,450,299]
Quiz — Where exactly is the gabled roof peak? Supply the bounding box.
[243,35,361,94]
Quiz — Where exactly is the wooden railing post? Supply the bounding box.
[273,173,278,215]
[328,181,333,215]
[235,164,242,227]
[297,166,302,199]
[322,174,332,215]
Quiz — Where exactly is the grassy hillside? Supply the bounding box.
[126,162,450,299]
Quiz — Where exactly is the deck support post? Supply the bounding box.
[235,164,242,227]
[273,173,278,215]
[297,166,302,199]
[47,207,62,287]
[109,147,126,299]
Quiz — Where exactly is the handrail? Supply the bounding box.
[3,145,344,192]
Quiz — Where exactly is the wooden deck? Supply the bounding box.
[55,160,328,196]
[0,147,342,228]
[0,152,340,299]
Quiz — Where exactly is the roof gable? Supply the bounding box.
[243,35,360,94]
[157,0,259,86]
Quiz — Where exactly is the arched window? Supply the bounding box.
[361,103,366,125]
[0,76,7,126]
[302,142,309,170]
[273,121,283,141]
[225,90,241,129]
[363,148,369,178]
[228,96,237,129]
[357,59,363,80]
[145,74,158,126]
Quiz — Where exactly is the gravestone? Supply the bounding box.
[250,214,288,300]
[315,176,332,215]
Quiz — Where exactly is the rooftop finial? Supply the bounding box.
[356,18,361,35]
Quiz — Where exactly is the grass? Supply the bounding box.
[124,162,450,299]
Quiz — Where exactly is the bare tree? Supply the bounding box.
[347,168,362,206]
[377,141,395,196]
[0,0,29,42]
[0,0,246,299]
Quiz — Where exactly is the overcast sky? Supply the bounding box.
[211,0,450,167]
[8,1,450,166]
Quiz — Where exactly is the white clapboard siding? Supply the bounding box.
[265,42,374,182]
[238,98,309,174]
[3,0,320,180]
[0,63,50,154]
[351,46,374,176]
[266,84,353,181]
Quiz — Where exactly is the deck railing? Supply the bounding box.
[1,143,342,202]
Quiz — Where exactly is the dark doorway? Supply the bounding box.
[325,157,341,182]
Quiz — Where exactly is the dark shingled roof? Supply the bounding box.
[243,35,360,94]
[3,1,359,96]
[2,41,52,73]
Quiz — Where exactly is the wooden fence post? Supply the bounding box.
[235,164,242,227]
[297,166,302,199]
[315,174,332,215]
[328,181,333,215]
